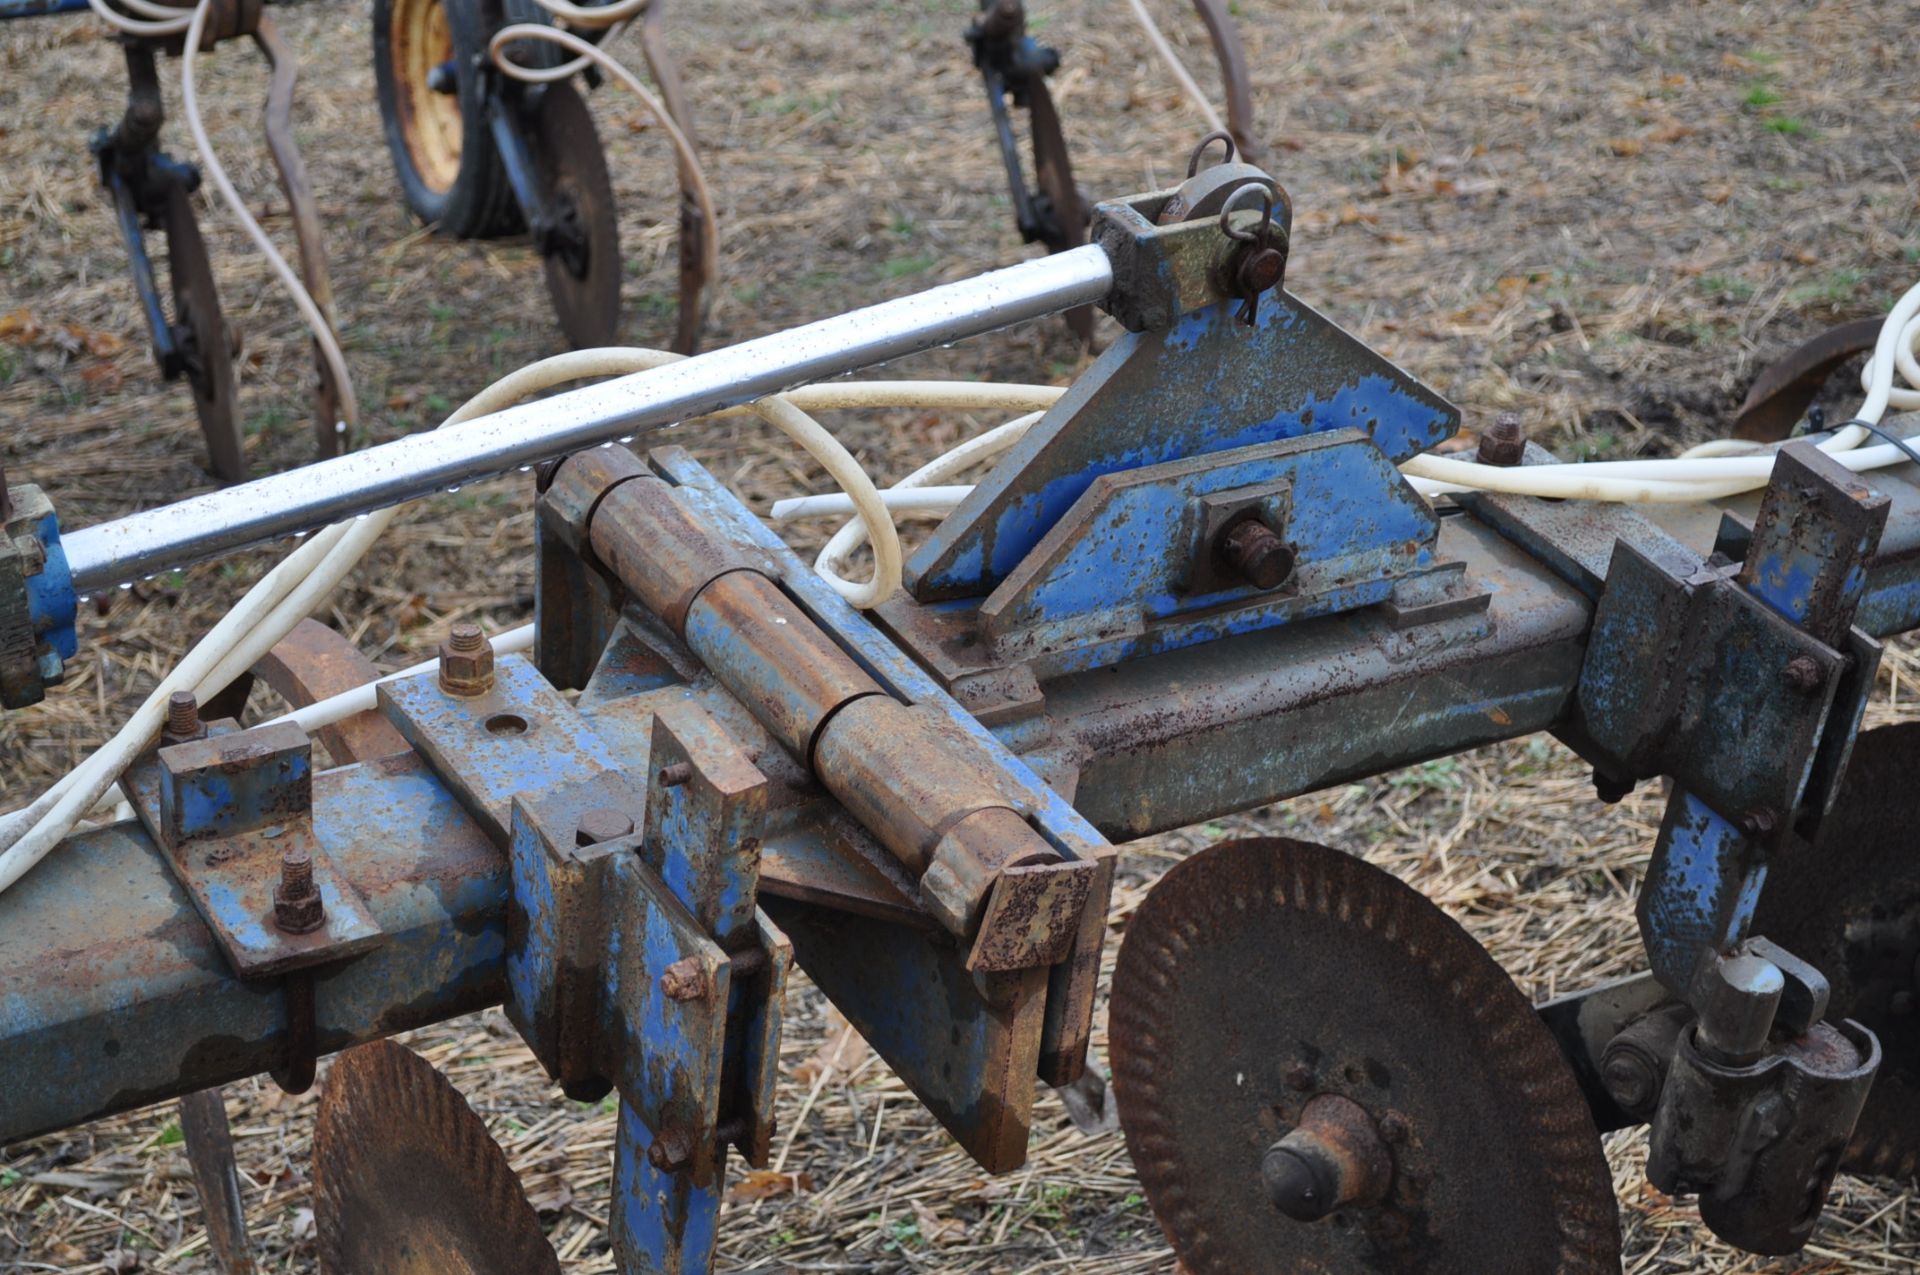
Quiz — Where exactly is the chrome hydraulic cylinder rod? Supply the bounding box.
[60,245,1114,592]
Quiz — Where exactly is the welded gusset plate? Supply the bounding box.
[314,1040,560,1275]
[976,430,1440,663]
[1109,838,1620,1274]
[1752,721,1920,1180]
[379,655,624,845]
[907,291,1460,600]
[124,723,384,980]
[764,895,1050,1173]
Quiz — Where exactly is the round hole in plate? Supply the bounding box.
[484,712,530,737]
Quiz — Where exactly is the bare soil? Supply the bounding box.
[3,0,1918,1270]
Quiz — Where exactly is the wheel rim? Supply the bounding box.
[391,0,463,195]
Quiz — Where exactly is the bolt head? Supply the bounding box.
[1476,413,1527,467]
[576,807,636,847]
[1781,655,1823,693]
[1600,1052,1656,1114]
[1284,1063,1315,1092]
[660,955,710,1002]
[1219,518,1295,591]
[647,1126,693,1173]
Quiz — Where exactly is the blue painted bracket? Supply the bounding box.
[1613,444,1890,996]
[122,720,384,980]
[976,430,1443,667]
[906,292,1459,600]
[475,668,784,1275]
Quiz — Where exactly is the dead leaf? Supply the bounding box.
[726,1169,815,1202]
[910,1198,967,1246]
[1647,122,1695,144]
[1702,182,1734,205]
[0,307,40,343]
[60,323,126,357]
[1607,137,1644,158]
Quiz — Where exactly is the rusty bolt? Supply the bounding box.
[658,761,694,788]
[437,622,495,697]
[660,956,710,1002]
[1740,807,1778,839]
[1781,655,1823,693]
[1377,1112,1410,1145]
[162,691,205,745]
[575,807,635,847]
[1600,1049,1660,1117]
[1284,1063,1315,1092]
[1219,518,1296,591]
[1477,412,1527,467]
[646,1125,694,1173]
[273,848,326,934]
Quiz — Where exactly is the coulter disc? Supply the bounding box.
[1109,837,1621,1274]
[313,1039,559,1275]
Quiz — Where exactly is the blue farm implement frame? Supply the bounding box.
[4,143,1919,1272]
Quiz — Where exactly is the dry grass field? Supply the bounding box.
[3,0,1919,1270]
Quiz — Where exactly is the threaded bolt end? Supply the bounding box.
[447,622,485,653]
[281,848,314,895]
[165,691,202,739]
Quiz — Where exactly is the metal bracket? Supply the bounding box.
[906,290,1459,601]
[124,721,384,978]
[974,430,1444,667]
[1,481,76,709]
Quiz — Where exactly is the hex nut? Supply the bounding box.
[438,622,495,697]
[659,956,710,1003]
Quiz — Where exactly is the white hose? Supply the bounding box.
[1124,0,1228,138]
[83,0,361,436]
[487,24,719,294]
[0,362,1027,887]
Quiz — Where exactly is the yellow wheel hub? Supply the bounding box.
[391,0,463,194]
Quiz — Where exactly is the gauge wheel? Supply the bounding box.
[373,0,553,238]
[160,183,243,482]
[530,80,622,349]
